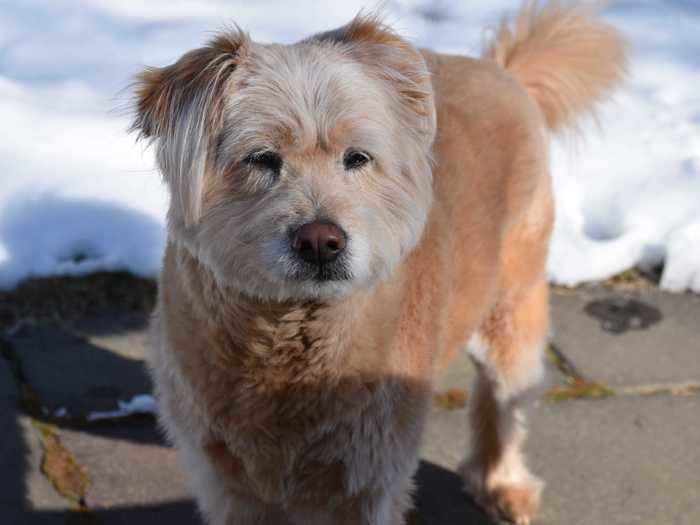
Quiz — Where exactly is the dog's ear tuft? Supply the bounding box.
[313,13,436,146]
[131,30,249,140]
[131,29,250,227]
[320,12,403,48]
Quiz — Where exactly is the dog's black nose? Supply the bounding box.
[292,221,346,264]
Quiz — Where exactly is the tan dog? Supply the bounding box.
[132,3,625,524]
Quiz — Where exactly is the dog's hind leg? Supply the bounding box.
[459,277,549,525]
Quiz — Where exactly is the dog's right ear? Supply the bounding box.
[131,30,249,227]
[131,30,249,139]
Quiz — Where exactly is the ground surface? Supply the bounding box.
[1,275,698,524]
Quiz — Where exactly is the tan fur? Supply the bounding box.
[133,3,625,524]
[484,1,627,132]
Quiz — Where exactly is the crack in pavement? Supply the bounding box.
[547,342,586,381]
[1,336,95,519]
[545,343,700,402]
[614,381,700,397]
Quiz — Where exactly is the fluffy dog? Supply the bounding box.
[132,3,625,524]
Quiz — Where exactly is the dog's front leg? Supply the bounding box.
[184,442,288,525]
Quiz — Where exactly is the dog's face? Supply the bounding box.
[133,17,436,301]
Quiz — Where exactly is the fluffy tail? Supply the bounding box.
[484,1,627,133]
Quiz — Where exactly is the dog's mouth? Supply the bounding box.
[312,262,353,282]
[286,257,353,283]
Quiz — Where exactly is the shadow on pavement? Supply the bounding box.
[9,461,496,525]
[415,461,497,525]
[12,501,199,525]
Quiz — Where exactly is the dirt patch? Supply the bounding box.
[433,388,469,410]
[0,271,156,331]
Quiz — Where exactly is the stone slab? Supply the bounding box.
[9,316,152,418]
[550,288,700,386]
[421,395,700,525]
[59,423,193,514]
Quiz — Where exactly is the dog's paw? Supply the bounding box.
[487,479,543,525]
[459,460,543,525]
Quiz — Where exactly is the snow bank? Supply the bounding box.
[1,1,698,291]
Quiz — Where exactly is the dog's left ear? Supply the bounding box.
[313,14,436,147]
[131,30,250,227]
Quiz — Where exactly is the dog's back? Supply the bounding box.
[418,2,626,369]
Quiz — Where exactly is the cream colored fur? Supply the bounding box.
[133,2,626,524]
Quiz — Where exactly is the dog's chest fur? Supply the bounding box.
[157,246,431,505]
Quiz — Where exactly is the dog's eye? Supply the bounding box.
[343,150,372,171]
[244,150,282,175]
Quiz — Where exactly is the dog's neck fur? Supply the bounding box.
[169,242,410,384]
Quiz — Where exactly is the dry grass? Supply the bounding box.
[433,388,469,410]
[598,268,659,290]
[552,267,660,295]
[0,271,156,331]
[545,378,615,402]
[34,421,90,508]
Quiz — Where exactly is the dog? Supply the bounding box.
[131,2,625,524]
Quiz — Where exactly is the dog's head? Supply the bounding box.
[132,15,436,301]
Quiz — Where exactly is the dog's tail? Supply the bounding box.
[483,1,627,133]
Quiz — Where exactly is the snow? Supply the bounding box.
[1,1,698,292]
[86,394,158,422]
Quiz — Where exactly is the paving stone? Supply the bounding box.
[58,423,195,517]
[70,314,151,362]
[21,417,72,514]
[433,351,477,391]
[532,395,700,525]
[9,315,152,417]
[422,395,700,525]
[420,405,469,472]
[551,288,700,386]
